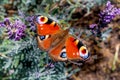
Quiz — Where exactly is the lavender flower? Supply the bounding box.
[18,10,25,18]
[0,18,10,27]
[0,22,5,27]
[25,16,36,31]
[0,18,26,41]
[6,19,26,41]
[89,24,101,36]
[89,1,120,37]
[89,24,97,28]
[18,9,36,31]
[99,1,120,24]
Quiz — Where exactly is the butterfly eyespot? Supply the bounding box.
[79,46,89,59]
[81,48,86,54]
[60,52,66,58]
[60,48,67,58]
[37,16,48,24]
[40,17,45,22]
[39,35,50,40]
[39,35,45,40]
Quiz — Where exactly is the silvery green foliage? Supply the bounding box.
[11,0,106,20]
[0,6,6,17]
[81,0,105,5]
[0,37,80,79]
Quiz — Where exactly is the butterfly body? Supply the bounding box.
[35,15,90,62]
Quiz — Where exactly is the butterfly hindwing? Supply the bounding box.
[65,36,90,61]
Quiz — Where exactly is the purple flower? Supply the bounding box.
[0,22,5,27]
[4,18,11,25]
[2,18,26,41]
[89,24,97,28]
[18,9,36,31]
[89,24,101,36]
[0,18,10,27]
[18,10,25,18]
[25,16,36,31]
[89,1,120,37]
[99,1,120,24]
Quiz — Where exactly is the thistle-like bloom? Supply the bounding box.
[0,18,26,41]
[99,1,120,24]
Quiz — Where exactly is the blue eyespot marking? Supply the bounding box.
[39,35,45,40]
[60,52,66,58]
[80,52,90,60]
[82,54,89,59]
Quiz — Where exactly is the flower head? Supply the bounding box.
[6,19,26,41]
[0,22,5,27]
[25,16,36,31]
[99,1,120,24]
[0,18,26,41]
[89,1,120,37]
[89,24,101,36]
[89,24,97,28]
[0,18,10,27]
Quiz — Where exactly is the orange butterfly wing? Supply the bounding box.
[66,36,90,61]
[35,15,61,51]
[36,15,60,35]
[36,22,60,35]
[48,39,67,61]
[36,35,52,50]
[48,35,90,61]
[66,37,80,59]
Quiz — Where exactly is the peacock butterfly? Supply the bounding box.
[35,15,90,62]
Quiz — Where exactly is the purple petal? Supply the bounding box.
[106,1,111,7]
[0,22,5,27]
[4,18,11,25]
[89,24,97,28]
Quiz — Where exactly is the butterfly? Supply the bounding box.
[34,15,90,62]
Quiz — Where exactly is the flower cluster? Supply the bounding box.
[25,16,36,31]
[89,24,101,37]
[89,1,120,36]
[0,18,26,41]
[99,1,120,24]
[89,24,98,29]
[0,22,5,27]
[18,9,36,32]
